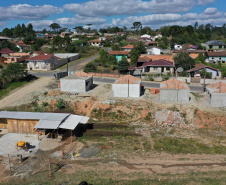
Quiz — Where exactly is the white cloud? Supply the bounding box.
[64,0,196,17]
[29,15,106,30]
[110,8,226,29]
[197,0,215,5]
[0,4,63,21]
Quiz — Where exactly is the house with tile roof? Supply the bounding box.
[108,51,130,62]
[121,45,134,52]
[61,71,93,93]
[160,78,190,102]
[9,41,30,52]
[26,54,60,71]
[186,63,221,79]
[206,81,226,107]
[173,49,205,59]
[141,59,175,74]
[206,51,226,64]
[88,39,102,47]
[112,75,141,97]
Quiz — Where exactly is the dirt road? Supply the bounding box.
[0,77,54,109]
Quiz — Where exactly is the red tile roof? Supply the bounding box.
[0,48,14,54]
[27,54,55,61]
[121,45,134,49]
[113,75,141,84]
[109,51,129,55]
[161,78,186,85]
[173,49,205,53]
[137,55,152,62]
[145,55,174,62]
[187,63,220,72]
[207,51,226,57]
[88,39,101,42]
[142,59,174,67]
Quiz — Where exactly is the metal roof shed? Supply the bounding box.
[34,120,62,129]
[59,115,89,130]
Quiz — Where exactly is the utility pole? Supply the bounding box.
[203,66,206,92]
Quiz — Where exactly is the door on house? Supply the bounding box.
[161,67,164,73]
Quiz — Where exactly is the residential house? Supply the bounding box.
[61,71,93,93]
[60,32,73,37]
[202,40,226,51]
[27,54,59,71]
[108,51,130,62]
[140,34,151,39]
[145,41,158,47]
[160,78,190,102]
[30,51,47,57]
[0,111,89,135]
[10,41,30,52]
[186,63,221,79]
[142,59,175,74]
[36,33,45,38]
[112,75,141,97]
[147,46,162,55]
[88,39,102,47]
[173,49,205,59]
[3,53,30,64]
[206,81,226,107]
[206,51,226,64]
[0,48,15,57]
[121,45,134,52]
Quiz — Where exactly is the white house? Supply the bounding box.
[147,46,162,55]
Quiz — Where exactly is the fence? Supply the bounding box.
[88,72,123,78]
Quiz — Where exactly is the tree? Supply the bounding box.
[118,56,129,74]
[195,53,205,64]
[194,22,198,30]
[173,53,195,70]
[74,26,84,33]
[1,63,28,83]
[52,34,64,48]
[111,44,120,51]
[132,22,142,33]
[134,41,146,54]
[49,23,61,33]
[200,69,212,78]
[130,49,140,65]
[83,62,97,73]
[42,28,47,34]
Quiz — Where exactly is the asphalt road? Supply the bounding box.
[93,77,203,92]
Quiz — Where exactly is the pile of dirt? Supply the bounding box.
[154,109,186,127]
[47,89,62,96]
[195,109,226,130]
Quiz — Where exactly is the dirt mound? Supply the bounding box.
[47,89,62,96]
[195,109,226,130]
[154,109,185,127]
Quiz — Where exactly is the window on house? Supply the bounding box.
[209,45,212,49]
[219,45,222,49]
[86,81,89,87]
[166,67,170,71]
[212,57,214,59]
[219,57,221,60]
[154,67,158,71]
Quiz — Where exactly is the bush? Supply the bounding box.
[56,99,66,109]
[149,77,154,81]
[163,76,169,81]
[0,64,3,68]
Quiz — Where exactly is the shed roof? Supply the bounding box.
[34,120,62,129]
[121,45,134,49]
[206,81,226,93]
[113,75,141,84]
[160,78,186,85]
[160,78,189,90]
[144,55,174,62]
[27,54,57,61]
[59,115,89,130]
[0,111,70,121]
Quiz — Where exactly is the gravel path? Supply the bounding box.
[0,77,54,109]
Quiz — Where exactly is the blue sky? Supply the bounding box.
[0,0,225,31]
